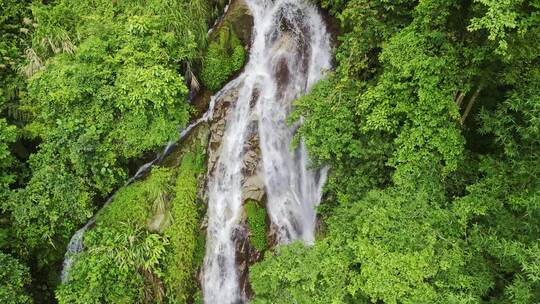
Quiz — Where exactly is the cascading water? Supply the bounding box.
[202,0,331,302]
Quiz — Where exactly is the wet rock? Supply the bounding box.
[267,222,279,250]
[160,121,211,169]
[204,70,266,303]
[242,174,264,202]
[147,192,173,234]
[206,87,237,176]
[190,90,213,121]
[232,225,261,299]
[240,124,265,203]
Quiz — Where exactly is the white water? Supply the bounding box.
[202,0,331,302]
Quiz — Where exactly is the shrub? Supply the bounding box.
[0,252,32,304]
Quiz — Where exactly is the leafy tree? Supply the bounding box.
[0,0,32,110]
[7,0,209,256]
[252,0,540,303]
[0,252,33,304]
[0,0,214,301]
[0,119,17,201]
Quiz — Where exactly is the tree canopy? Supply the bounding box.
[1,0,215,301]
[252,0,540,303]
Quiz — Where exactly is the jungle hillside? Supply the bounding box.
[0,0,539,303]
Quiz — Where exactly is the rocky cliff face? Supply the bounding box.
[209,0,254,46]
[191,0,266,298]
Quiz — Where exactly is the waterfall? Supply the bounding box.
[202,0,331,302]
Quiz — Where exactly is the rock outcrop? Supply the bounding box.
[241,124,265,203]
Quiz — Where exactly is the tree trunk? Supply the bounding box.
[461,86,482,124]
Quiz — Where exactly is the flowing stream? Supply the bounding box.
[202,0,331,302]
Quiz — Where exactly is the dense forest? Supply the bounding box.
[0,0,539,303]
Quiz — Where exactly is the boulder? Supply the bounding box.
[209,0,254,46]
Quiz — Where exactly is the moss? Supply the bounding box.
[193,290,203,304]
[245,200,268,252]
[162,146,206,303]
[200,26,246,91]
[193,228,207,269]
[98,167,172,228]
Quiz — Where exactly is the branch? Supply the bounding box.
[461,86,483,124]
[455,91,466,107]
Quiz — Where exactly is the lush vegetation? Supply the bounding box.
[12,0,206,252]
[1,0,35,301]
[0,0,217,302]
[201,26,246,91]
[0,252,32,303]
[56,168,172,304]
[1,0,539,303]
[252,0,540,303]
[57,139,208,303]
[245,200,267,252]
[162,147,206,303]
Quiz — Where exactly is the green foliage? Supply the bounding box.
[253,0,540,303]
[0,252,32,304]
[193,230,207,270]
[116,65,189,112]
[252,188,492,304]
[193,290,204,304]
[1,0,216,299]
[201,26,246,91]
[0,0,32,222]
[468,0,540,56]
[57,226,168,304]
[56,168,172,304]
[162,149,205,303]
[56,142,209,303]
[10,155,93,248]
[245,200,267,252]
[6,0,211,262]
[251,242,356,304]
[2,0,539,302]
[0,119,17,200]
[0,0,31,109]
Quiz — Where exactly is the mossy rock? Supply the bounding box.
[209,0,253,45]
[201,0,253,91]
[219,0,253,45]
[201,26,247,91]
